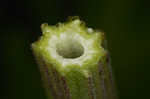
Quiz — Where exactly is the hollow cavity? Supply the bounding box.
[56,37,84,59]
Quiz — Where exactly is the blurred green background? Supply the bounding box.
[1,0,150,99]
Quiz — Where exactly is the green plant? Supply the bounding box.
[31,17,117,99]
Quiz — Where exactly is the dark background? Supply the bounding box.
[1,0,150,99]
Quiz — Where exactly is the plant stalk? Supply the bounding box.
[31,17,117,99]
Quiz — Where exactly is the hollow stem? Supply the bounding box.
[31,18,117,99]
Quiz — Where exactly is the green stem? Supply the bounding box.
[31,17,117,99]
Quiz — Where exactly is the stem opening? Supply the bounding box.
[56,38,84,59]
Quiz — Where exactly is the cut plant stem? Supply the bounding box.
[31,18,117,99]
